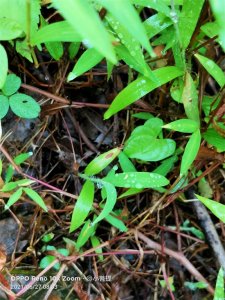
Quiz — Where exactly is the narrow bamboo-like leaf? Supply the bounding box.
[31,21,81,45]
[144,13,172,39]
[0,95,9,119]
[153,155,178,176]
[68,42,80,59]
[70,180,94,232]
[196,194,225,223]
[14,152,32,165]
[23,187,47,211]
[163,119,199,133]
[105,172,169,189]
[1,182,18,192]
[46,41,63,60]
[98,0,154,56]
[180,129,201,176]
[90,236,104,261]
[179,0,204,50]
[118,152,136,172]
[105,213,128,232]
[214,267,225,300]
[131,0,171,17]
[52,0,116,63]
[203,128,225,152]
[76,219,96,249]
[182,72,200,124]
[0,44,8,89]
[104,67,183,119]
[67,48,103,81]
[92,181,117,226]
[85,147,121,176]
[195,53,225,88]
[5,187,23,210]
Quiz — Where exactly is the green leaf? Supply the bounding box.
[57,248,69,256]
[153,155,178,176]
[70,180,94,232]
[203,128,225,152]
[118,187,144,199]
[76,219,96,249]
[98,0,154,56]
[182,72,200,124]
[210,0,225,52]
[90,236,104,261]
[132,112,154,120]
[92,181,117,226]
[52,0,116,63]
[170,78,184,103]
[104,172,169,189]
[14,152,32,165]
[0,44,8,89]
[31,21,81,45]
[23,187,47,211]
[0,95,9,119]
[105,213,128,232]
[119,152,136,172]
[196,194,225,223]
[16,179,35,187]
[195,53,225,88]
[0,17,24,40]
[178,0,204,50]
[42,233,54,243]
[5,187,23,210]
[39,256,60,270]
[184,281,208,291]
[85,147,121,176]
[67,48,103,81]
[144,13,172,39]
[1,182,18,192]
[46,41,64,60]
[163,119,199,133]
[104,66,183,119]
[124,136,176,161]
[68,42,81,59]
[180,129,201,176]
[214,267,225,300]
[2,74,21,96]
[9,93,40,119]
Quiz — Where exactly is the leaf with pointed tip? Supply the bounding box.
[23,187,47,211]
[163,119,199,133]
[70,180,94,232]
[76,219,97,249]
[104,67,183,119]
[5,187,23,210]
[180,129,201,176]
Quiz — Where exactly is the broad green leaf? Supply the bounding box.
[9,93,40,119]
[144,13,172,39]
[179,0,204,50]
[85,147,121,176]
[210,0,225,52]
[0,17,24,40]
[52,0,116,63]
[119,152,136,172]
[70,180,94,232]
[196,194,225,223]
[129,117,163,139]
[1,182,18,192]
[195,54,225,88]
[105,213,128,232]
[23,187,47,211]
[0,44,8,89]
[182,72,200,124]
[163,119,199,133]
[153,155,178,176]
[67,48,103,81]
[46,41,64,60]
[0,95,9,119]
[2,74,21,96]
[202,96,220,117]
[170,78,184,103]
[98,0,154,56]
[214,267,225,300]
[90,236,104,261]
[92,181,117,226]
[201,22,219,39]
[132,0,171,16]
[39,256,60,270]
[5,187,23,210]
[76,219,96,249]
[104,172,169,189]
[14,152,32,165]
[104,66,183,119]
[31,21,81,45]
[124,136,176,161]
[203,128,225,152]
[180,129,201,176]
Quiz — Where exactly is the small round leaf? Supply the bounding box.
[9,93,40,119]
[0,95,9,119]
[2,74,21,96]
